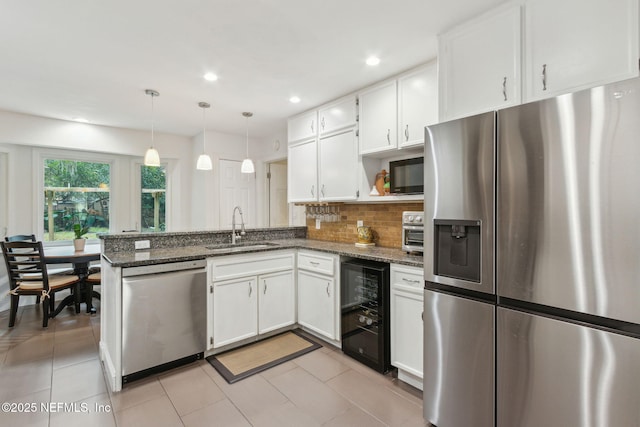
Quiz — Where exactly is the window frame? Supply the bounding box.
[130,159,173,233]
[35,149,115,246]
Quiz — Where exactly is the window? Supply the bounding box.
[140,165,166,232]
[43,159,110,241]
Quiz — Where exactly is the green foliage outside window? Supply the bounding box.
[43,159,110,241]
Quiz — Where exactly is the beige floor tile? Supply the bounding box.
[323,406,387,427]
[51,358,107,403]
[49,392,116,427]
[115,395,183,427]
[4,333,55,365]
[108,375,167,412]
[181,398,251,427]
[293,348,350,382]
[327,369,423,426]
[0,357,53,401]
[158,363,226,416]
[388,377,423,407]
[53,335,98,369]
[0,388,51,427]
[268,367,352,424]
[53,325,94,345]
[249,401,322,427]
[202,361,289,419]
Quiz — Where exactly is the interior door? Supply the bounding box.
[219,159,255,229]
[268,162,288,227]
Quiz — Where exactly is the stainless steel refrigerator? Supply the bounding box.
[423,78,640,427]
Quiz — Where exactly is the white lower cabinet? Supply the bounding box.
[212,277,258,348]
[390,264,424,390]
[208,251,295,349]
[258,270,295,334]
[297,251,340,342]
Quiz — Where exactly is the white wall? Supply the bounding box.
[0,110,193,235]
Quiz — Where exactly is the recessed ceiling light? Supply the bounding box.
[289,96,301,104]
[203,73,218,81]
[366,56,381,66]
[73,117,89,123]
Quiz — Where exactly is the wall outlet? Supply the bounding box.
[315,219,321,230]
[134,240,151,250]
[357,220,364,227]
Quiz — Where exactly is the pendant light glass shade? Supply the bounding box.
[241,112,254,174]
[196,102,213,170]
[144,89,161,167]
[144,147,161,167]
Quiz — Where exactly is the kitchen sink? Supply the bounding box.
[205,242,280,254]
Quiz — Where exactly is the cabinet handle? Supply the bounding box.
[421,311,424,321]
[311,120,314,133]
[326,283,330,296]
[502,76,507,101]
[542,64,547,91]
[321,184,325,197]
[321,116,325,130]
[386,129,391,144]
[404,124,409,141]
[310,261,320,266]
[402,277,421,284]
[263,279,267,294]
[311,185,315,197]
[249,282,252,297]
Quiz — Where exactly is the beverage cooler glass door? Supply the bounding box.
[341,260,390,373]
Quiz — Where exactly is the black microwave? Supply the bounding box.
[389,157,424,194]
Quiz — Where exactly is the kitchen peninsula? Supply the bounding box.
[98,228,423,392]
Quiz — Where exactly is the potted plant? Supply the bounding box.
[73,223,89,251]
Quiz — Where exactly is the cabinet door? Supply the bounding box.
[288,110,317,143]
[258,270,295,334]
[288,139,318,203]
[391,285,424,378]
[525,0,638,101]
[213,277,257,348]
[318,96,357,135]
[297,270,336,340]
[398,63,438,148]
[439,4,521,121]
[359,80,398,154]
[318,128,358,201]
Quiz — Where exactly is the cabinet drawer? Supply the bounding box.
[211,251,295,281]
[298,252,335,275]
[391,265,423,290]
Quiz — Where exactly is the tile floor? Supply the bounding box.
[0,299,426,427]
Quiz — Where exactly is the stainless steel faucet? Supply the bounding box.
[231,206,246,244]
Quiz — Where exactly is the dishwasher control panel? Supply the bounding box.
[122,259,207,277]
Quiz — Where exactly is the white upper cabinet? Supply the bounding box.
[524,0,639,101]
[318,96,357,135]
[438,3,522,121]
[288,110,318,143]
[398,62,438,148]
[288,139,318,203]
[318,128,358,201]
[358,80,398,155]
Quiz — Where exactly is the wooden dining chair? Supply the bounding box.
[1,241,81,327]
[4,234,42,304]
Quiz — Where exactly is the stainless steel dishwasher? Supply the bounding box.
[121,259,207,383]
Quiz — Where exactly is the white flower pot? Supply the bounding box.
[73,239,86,252]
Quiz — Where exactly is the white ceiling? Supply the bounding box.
[1,0,506,139]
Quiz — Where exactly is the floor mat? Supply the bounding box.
[206,330,321,383]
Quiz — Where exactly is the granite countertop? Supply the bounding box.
[102,238,424,268]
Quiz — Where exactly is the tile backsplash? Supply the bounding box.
[306,202,423,249]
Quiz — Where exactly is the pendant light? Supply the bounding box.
[144,89,161,167]
[196,102,213,170]
[241,112,255,174]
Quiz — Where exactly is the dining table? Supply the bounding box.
[44,243,102,315]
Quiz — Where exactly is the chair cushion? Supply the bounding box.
[15,274,80,291]
[86,272,101,283]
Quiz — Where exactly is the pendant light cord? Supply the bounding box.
[203,107,206,151]
[151,93,155,145]
[245,115,249,157]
